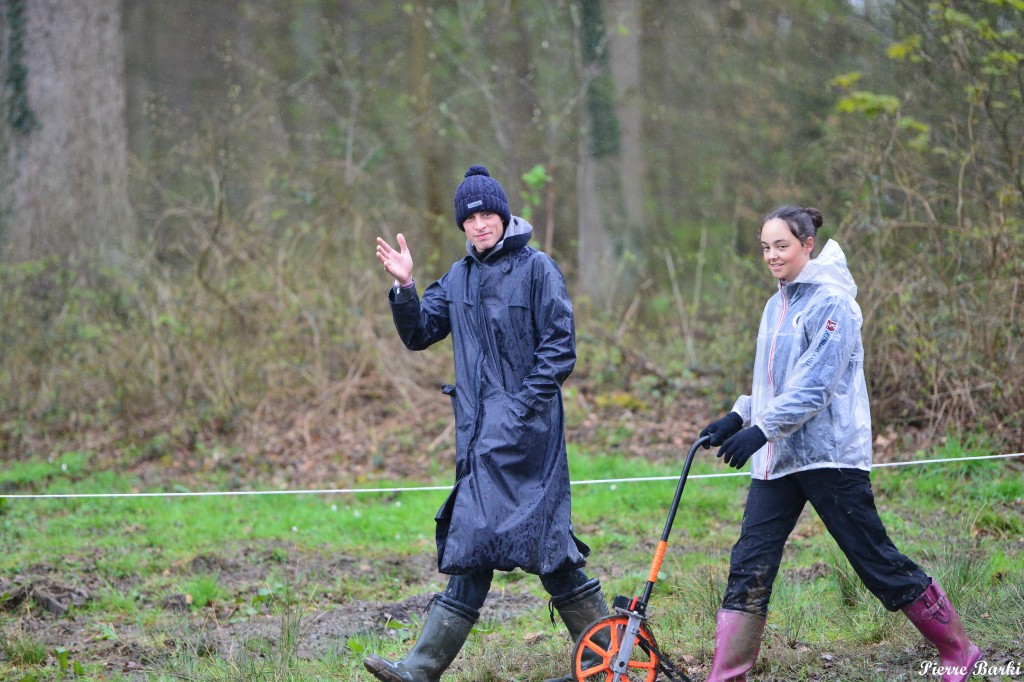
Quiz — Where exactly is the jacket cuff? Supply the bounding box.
[389,280,417,303]
[752,417,777,442]
[730,395,752,425]
[510,392,537,421]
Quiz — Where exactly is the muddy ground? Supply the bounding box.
[1,541,568,675]
[5,546,1021,682]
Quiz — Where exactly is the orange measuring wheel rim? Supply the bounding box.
[572,614,660,682]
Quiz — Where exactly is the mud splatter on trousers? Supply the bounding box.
[722,468,930,616]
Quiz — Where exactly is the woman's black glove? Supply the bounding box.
[699,412,744,448]
[718,426,768,469]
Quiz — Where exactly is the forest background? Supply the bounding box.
[1,0,1022,501]
[1,1,1023,680]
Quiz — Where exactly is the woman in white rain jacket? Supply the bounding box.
[699,205,981,682]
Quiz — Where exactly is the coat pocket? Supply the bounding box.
[441,383,470,479]
[441,383,457,417]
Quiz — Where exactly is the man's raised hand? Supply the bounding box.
[376,233,414,286]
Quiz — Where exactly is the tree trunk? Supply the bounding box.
[576,0,623,303]
[506,4,542,178]
[607,0,643,237]
[410,0,448,255]
[2,0,135,262]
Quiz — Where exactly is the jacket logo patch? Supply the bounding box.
[805,321,839,367]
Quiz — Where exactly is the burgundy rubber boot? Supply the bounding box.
[902,580,981,682]
[706,608,766,682]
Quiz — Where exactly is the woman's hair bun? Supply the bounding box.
[761,204,822,242]
[803,207,824,232]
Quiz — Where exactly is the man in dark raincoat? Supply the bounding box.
[364,165,608,682]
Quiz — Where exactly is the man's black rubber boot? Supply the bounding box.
[544,578,611,682]
[363,595,477,682]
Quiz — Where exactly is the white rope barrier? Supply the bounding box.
[0,452,1020,501]
[573,452,1024,486]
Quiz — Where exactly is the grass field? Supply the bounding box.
[1,439,1022,681]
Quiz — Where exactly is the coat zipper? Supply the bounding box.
[762,285,789,478]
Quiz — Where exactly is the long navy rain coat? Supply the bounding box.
[389,217,589,575]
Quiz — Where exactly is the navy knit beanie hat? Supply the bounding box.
[453,165,511,230]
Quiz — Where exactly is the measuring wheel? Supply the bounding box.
[572,614,660,681]
[570,436,709,682]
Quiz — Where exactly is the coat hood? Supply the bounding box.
[791,239,858,300]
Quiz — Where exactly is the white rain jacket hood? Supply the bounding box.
[730,240,873,480]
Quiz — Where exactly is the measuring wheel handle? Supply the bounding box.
[571,437,708,681]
